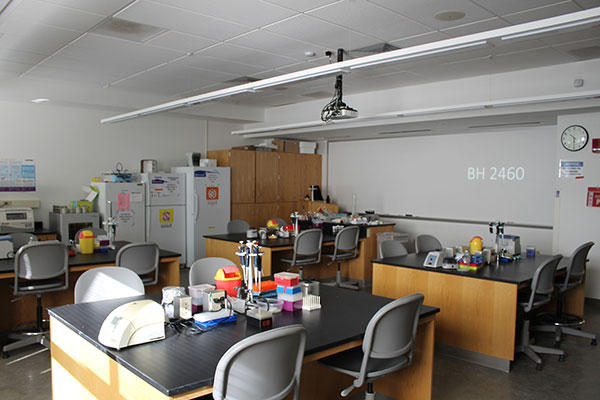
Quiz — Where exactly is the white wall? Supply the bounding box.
[0,101,252,226]
[555,112,600,299]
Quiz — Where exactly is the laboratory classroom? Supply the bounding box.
[1,1,600,400]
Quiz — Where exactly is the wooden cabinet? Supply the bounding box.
[208,149,255,204]
[255,151,279,203]
[211,149,322,228]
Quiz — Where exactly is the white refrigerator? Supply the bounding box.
[172,167,230,265]
[140,173,186,265]
[91,182,146,243]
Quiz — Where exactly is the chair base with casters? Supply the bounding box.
[516,317,565,371]
[535,311,597,347]
[322,258,360,291]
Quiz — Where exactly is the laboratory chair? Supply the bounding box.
[266,217,287,228]
[379,240,408,259]
[115,242,160,286]
[281,229,323,281]
[189,257,239,286]
[322,225,360,290]
[319,293,424,399]
[515,254,565,371]
[227,219,250,234]
[415,234,442,253]
[534,242,596,347]
[8,232,38,251]
[74,266,145,304]
[74,227,107,243]
[2,241,68,359]
[213,324,307,400]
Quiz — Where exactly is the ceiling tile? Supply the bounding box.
[552,37,600,60]
[369,0,497,30]
[309,1,431,41]
[146,31,217,53]
[0,27,80,55]
[0,59,35,74]
[539,25,600,45]
[574,0,600,9]
[197,43,299,69]
[0,48,47,64]
[136,62,238,84]
[501,1,582,25]
[261,0,339,13]
[179,54,266,76]
[441,17,510,37]
[264,14,379,51]
[470,0,572,16]
[25,64,121,85]
[389,31,451,48]
[116,0,253,40]
[7,0,105,32]
[229,30,329,60]
[151,0,297,28]
[39,0,133,16]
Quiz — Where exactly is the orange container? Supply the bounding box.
[79,230,95,255]
[214,266,242,297]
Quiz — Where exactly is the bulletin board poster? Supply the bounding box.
[0,159,36,192]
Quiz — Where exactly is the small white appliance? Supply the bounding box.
[0,208,34,233]
[49,212,100,243]
[423,251,444,268]
[90,182,146,243]
[171,167,230,265]
[138,173,186,265]
[0,235,14,259]
[98,300,166,350]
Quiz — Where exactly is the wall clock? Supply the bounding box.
[561,125,588,152]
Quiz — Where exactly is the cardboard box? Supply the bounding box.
[272,139,284,152]
[284,141,299,153]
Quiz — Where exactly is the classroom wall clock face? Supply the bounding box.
[561,125,588,151]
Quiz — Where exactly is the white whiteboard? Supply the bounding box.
[328,127,556,226]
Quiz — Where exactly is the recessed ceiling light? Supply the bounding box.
[31,98,49,104]
[435,11,466,21]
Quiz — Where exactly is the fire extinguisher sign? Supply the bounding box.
[587,187,600,208]
[206,187,219,201]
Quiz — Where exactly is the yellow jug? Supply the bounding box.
[470,236,483,254]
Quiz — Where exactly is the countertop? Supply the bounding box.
[0,241,180,273]
[205,232,339,248]
[48,286,439,396]
[373,253,569,285]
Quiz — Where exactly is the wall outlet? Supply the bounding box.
[0,199,41,208]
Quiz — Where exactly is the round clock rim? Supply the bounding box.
[561,125,588,152]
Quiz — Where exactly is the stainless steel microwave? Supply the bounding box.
[49,212,100,243]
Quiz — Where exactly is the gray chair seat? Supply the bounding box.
[320,346,410,379]
[281,256,319,265]
[16,278,66,293]
[518,294,551,309]
[325,251,355,261]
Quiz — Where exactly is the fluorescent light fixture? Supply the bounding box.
[31,98,49,103]
[351,41,488,70]
[501,16,600,40]
[397,105,486,117]
[254,68,350,90]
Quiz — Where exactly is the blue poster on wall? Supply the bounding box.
[0,159,36,192]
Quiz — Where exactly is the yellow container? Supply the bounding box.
[470,236,483,254]
[79,230,95,255]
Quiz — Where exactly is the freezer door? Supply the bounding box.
[147,205,186,265]
[146,173,185,206]
[111,183,146,242]
[193,168,230,261]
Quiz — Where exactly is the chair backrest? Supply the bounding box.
[213,325,307,400]
[331,226,360,260]
[291,229,322,264]
[562,242,594,290]
[115,242,160,284]
[524,254,562,313]
[354,293,424,388]
[379,240,408,258]
[227,220,250,234]
[74,266,145,304]
[266,217,287,228]
[14,241,69,295]
[74,227,107,244]
[189,257,239,286]
[9,232,38,250]
[416,234,442,253]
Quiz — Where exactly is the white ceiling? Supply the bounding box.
[1,0,600,116]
